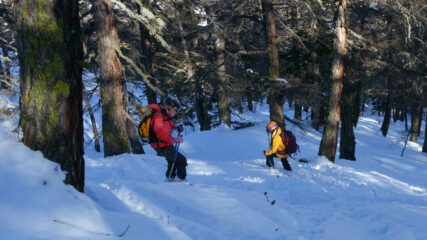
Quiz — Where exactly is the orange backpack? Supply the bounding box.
[138,106,154,142]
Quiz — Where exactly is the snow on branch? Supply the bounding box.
[110,0,172,52]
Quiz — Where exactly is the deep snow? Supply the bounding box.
[0,100,426,240]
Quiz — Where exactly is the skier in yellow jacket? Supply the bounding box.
[263,121,292,171]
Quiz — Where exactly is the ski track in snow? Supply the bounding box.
[1,104,427,240]
[83,116,427,240]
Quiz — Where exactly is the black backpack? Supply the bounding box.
[279,130,299,155]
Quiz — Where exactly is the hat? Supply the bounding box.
[164,95,181,109]
[267,121,278,132]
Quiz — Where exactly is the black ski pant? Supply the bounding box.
[155,145,187,180]
[266,154,292,171]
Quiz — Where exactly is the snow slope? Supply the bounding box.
[0,107,426,240]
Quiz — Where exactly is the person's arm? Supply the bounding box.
[265,135,281,155]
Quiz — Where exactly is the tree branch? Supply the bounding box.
[110,0,172,52]
[115,47,165,96]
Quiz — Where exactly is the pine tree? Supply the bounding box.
[91,0,130,157]
[318,0,347,163]
[16,0,85,192]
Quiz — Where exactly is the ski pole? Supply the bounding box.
[168,132,181,179]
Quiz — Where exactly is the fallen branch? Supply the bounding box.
[400,131,411,157]
[284,115,308,133]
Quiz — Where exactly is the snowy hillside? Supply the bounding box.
[0,105,426,240]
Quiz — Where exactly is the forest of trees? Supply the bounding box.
[0,0,425,192]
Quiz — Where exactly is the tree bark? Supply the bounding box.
[294,102,302,121]
[409,95,423,142]
[311,81,321,131]
[393,104,401,122]
[381,76,393,136]
[0,45,4,89]
[352,81,361,127]
[339,83,356,160]
[318,0,347,163]
[261,0,279,81]
[195,87,211,131]
[92,0,130,157]
[122,82,144,154]
[16,0,85,192]
[215,36,231,127]
[83,87,101,152]
[247,91,254,112]
[422,113,427,153]
[139,22,156,104]
[262,0,284,129]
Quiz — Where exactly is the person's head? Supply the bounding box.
[163,95,181,115]
[266,121,278,133]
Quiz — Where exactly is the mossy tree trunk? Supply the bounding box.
[16,0,85,192]
[262,0,284,129]
[318,0,347,163]
[92,0,130,157]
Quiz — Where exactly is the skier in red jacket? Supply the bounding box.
[149,95,187,181]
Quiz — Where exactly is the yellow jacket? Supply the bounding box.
[265,128,289,158]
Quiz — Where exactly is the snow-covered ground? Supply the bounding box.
[0,100,426,240]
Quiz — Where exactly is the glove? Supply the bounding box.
[173,136,184,144]
[263,150,266,155]
[175,125,184,133]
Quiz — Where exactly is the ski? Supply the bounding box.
[264,192,276,205]
[53,218,130,238]
[164,178,193,186]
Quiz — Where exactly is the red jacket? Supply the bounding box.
[149,104,176,149]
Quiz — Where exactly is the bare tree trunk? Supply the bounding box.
[339,83,356,160]
[215,36,231,127]
[352,81,361,127]
[393,104,401,122]
[247,91,254,112]
[16,0,85,192]
[262,0,279,81]
[318,0,347,163]
[311,81,321,130]
[92,0,130,157]
[405,108,408,131]
[195,87,211,131]
[122,81,144,154]
[294,102,302,121]
[0,45,4,89]
[83,87,101,152]
[381,76,393,136]
[262,0,284,129]
[409,95,423,142]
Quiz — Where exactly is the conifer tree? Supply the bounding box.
[16,0,85,192]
